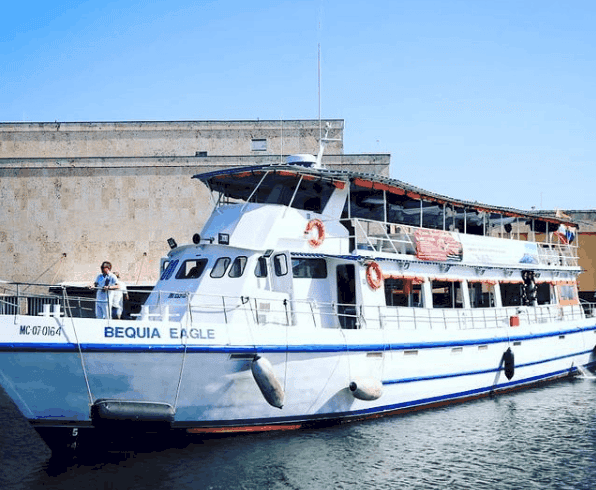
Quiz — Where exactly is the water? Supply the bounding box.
[2,378,596,489]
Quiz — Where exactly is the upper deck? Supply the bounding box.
[194,159,579,271]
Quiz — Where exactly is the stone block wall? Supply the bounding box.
[0,151,390,286]
[0,120,344,158]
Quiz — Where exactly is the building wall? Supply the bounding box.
[557,211,596,296]
[578,232,596,295]
[0,155,389,285]
[0,119,351,285]
[0,120,344,158]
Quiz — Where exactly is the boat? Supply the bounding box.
[0,146,594,454]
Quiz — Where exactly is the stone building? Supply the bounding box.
[0,120,390,285]
[541,210,596,300]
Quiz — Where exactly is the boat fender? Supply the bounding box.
[92,400,176,423]
[349,377,383,401]
[503,347,515,380]
[251,356,285,409]
[305,219,325,247]
[366,262,383,290]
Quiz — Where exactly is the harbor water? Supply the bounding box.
[2,376,596,489]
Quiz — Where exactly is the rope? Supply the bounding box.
[63,287,94,406]
[172,297,190,411]
[24,253,66,290]
[135,253,148,286]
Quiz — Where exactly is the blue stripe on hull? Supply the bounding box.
[383,348,594,385]
[174,367,579,429]
[1,323,595,354]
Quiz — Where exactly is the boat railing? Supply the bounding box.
[1,282,590,333]
[580,299,596,318]
[0,282,148,319]
[371,303,587,331]
[351,218,579,267]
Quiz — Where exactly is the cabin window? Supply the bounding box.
[210,257,231,278]
[468,281,495,308]
[500,282,523,307]
[255,257,268,278]
[536,283,552,305]
[291,258,327,279]
[558,284,578,305]
[176,259,208,280]
[384,278,423,307]
[421,201,443,230]
[228,256,247,278]
[216,171,335,213]
[160,259,179,281]
[273,254,288,276]
[432,280,464,308]
[289,179,335,214]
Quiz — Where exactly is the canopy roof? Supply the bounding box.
[193,163,577,228]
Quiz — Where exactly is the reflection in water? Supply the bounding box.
[2,378,596,489]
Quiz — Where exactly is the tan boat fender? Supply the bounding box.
[349,377,383,401]
[251,356,285,409]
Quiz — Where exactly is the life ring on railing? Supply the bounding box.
[305,219,325,247]
[366,262,383,290]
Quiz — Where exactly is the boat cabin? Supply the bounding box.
[141,155,582,331]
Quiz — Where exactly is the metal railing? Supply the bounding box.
[351,218,579,267]
[1,282,591,333]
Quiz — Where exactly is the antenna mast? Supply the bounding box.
[318,43,321,144]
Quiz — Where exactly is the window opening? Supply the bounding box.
[558,283,578,305]
[210,257,231,278]
[228,256,247,278]
[274,254,288,276]
[432,280,464,308]
[468,281,495,308]
[251,139,267,151]
[291,258,327,278]
[160,259,179,281]
[255,257,268,278]
[176,259,208,280]
[536,283,552,305]
[337,264,357,329]
[500,282,523,307]
[384,278,423,307]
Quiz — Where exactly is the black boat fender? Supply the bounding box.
[503,347,515,380]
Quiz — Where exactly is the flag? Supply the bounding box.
[554,224,575,244]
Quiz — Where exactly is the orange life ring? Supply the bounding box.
[366,262,383,290]
[305,219,325,247]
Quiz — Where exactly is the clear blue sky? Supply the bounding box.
[2,1,595,212]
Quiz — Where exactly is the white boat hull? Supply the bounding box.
[1,314,594,432]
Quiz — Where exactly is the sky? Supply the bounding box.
[2,0,595,212]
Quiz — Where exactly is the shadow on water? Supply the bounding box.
[3,377,596,489]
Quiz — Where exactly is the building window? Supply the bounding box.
[251,139,267,151]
